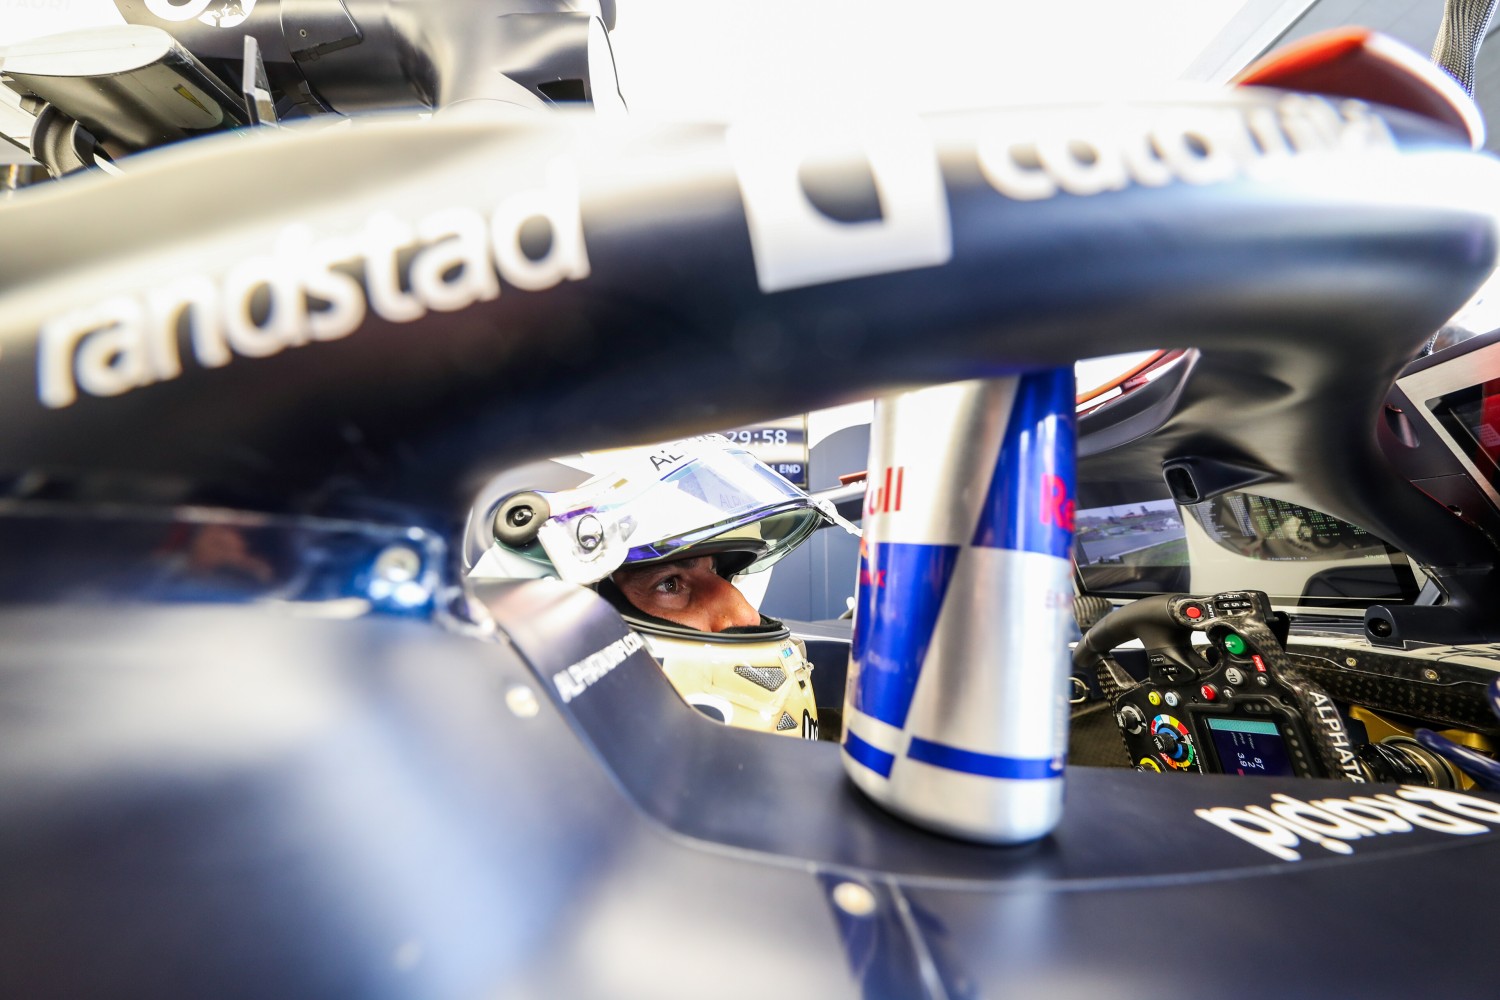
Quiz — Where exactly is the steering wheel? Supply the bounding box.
[1072,590,1366,780]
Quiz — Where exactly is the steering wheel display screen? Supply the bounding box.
[1204,717,1295,777]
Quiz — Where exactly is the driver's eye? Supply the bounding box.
[654,575,682,595]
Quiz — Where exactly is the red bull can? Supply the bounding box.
[842,369,1076,843]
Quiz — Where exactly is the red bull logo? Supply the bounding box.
[1040,473,1075,532]
[866,465,905,516]
[858,537,887,588]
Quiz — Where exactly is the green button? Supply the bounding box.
[1223,633,1247,656]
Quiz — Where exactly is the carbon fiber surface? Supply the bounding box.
[1068,700,1132,768]
[1290,639,1500,733]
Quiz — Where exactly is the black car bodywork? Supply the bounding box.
[6,7,1500,998]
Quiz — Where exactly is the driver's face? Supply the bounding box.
[612,556,760,632]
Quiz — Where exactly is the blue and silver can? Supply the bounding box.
[841,369,1076,843]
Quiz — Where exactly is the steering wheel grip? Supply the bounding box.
[1072,594,1185,672]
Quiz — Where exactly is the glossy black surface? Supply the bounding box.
[7,20,1500,997]
[8,567,1500,999]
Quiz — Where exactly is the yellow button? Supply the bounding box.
[1148,691,1162,706]
[1137,757,1162,772]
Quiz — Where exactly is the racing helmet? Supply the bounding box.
[470,434,858,739]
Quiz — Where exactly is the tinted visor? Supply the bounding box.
[625,448,826,574]
[535,438,849,584]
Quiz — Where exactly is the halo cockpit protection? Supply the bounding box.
[9,3,1500,998]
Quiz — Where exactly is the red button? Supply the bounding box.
[1252,654,1267,672]
[1200,684,1217,701]
[1184,605,1203,620]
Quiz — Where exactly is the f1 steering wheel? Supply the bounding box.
[1073,590,1366,781]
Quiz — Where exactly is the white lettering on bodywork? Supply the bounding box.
[552,631,646,703]
[38,160,589,408]
[1197,787,1496,861]
[978,96,1395,203]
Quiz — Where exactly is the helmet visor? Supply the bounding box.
[535,436,853,584]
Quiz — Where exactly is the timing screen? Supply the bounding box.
[1205,717,1294,777]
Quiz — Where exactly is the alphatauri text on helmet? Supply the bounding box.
[37,160,589,409]
[553,631,645,703]
[1197,787,1500,861]
[643,435,732,475]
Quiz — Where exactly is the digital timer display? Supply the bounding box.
[720,418,809,487]
[725,428,796,447]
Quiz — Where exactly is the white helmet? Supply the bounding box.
[470,434,858,739]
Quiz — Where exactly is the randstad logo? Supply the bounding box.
[727,118,952,293]
[1197,787,1500,861]
[37,160,589,409]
